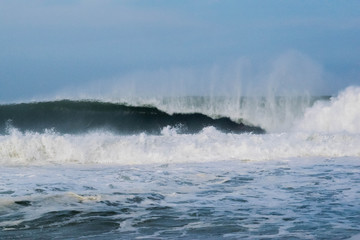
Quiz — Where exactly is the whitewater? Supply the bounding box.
[1,86,360,239]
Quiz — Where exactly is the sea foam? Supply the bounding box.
[1,126,359,166]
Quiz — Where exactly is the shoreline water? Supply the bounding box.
[1,157,360,239]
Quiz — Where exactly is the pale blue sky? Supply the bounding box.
[1,0,360,101]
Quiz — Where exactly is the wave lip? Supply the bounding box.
[0,100,265,135]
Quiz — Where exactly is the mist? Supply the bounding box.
[53,50,325,101]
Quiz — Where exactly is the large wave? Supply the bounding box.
[115,86,360,133]
[115,95,318,133]
[0,100,264,135]
[0,86,359,166]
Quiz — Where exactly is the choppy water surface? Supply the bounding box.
[1,86,360,239]
[1,157,359,239]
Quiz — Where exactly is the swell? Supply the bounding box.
[0,100,264,135]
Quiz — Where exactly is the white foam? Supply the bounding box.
[0,126,359,166]
[295,86,360,134]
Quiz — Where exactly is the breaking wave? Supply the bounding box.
[0,100,264,135]
[0,86,359,166]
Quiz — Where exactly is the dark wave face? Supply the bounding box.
[0,100,265,135]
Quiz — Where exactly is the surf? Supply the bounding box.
[0,86,359,166]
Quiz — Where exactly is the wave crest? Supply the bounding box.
[0,100,264,135]
[295,86,360,134]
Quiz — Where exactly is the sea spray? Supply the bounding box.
[295,86,360,134]
[47,51,325,133]
[98,95,318,132]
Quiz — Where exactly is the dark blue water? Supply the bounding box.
[0,100,264,135]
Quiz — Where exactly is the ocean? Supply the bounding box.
[1,86,360,239]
